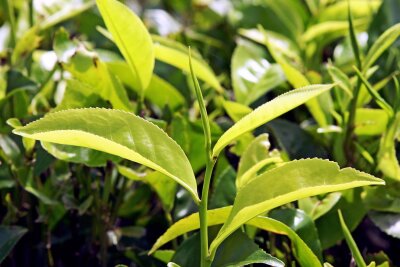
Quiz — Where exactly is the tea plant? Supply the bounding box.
[1,0,399,266]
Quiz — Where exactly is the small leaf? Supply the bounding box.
[237,134,282,189]
[96,0,154,91]
[338,210,367,267]
[13,108,199,202]
[0,225,27,263]
[209,159,384,255]
[212,84,333,157]
[363,23,400,70]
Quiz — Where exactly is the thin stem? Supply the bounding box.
[199,159,216,267]
[4,0,17,47]
[188,47,215,267]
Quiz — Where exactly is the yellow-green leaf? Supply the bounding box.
[209,159,384,255]
[212,84,333,157]
[96,0,154,91]
[13,108,199,202]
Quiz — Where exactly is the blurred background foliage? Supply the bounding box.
[0,0,400,266]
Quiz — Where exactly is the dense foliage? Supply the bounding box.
[0,0,400,266]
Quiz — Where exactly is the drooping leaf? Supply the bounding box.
[150,206,321,267]
[13,108,199,202]
[96,0,154,91]
[269,208,323,261]
[0,225,27,263]
[212,84,333,157]
[236,133,282,189]
[211,231,284,267]
[209,159,384,255]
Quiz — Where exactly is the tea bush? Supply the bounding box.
[0,0,399,266]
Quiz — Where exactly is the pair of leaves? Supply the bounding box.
[13,84,333,203]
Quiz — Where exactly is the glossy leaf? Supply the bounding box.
[0,225,27,263]
[150,206,321,267]
[237,134,282,189]
[13,108,199,202]
[363,23,400,70]
[212,84,333,157]
[96,0,154,91]
[262,30,331,127]
[209,159,384,255]
[269,208,322,261]
[211,231,284,267]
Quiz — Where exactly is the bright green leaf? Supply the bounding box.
[96,0,154,91]
[363,23,400,71]
[209,159,384,255]
[12,108,199,202]
[212,84,333,157]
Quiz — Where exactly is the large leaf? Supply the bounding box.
[212,84,333,157]
[209,159,384,255]
[13,108,199,202]
[0,225,27,263]
[363,23,400,70]
[150,206,321,267]
[96,0,154,91]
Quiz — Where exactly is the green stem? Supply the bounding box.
[344,77,361,166]
[188,47,215,267]
[199,159,216,267]
[4,0,17,47]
